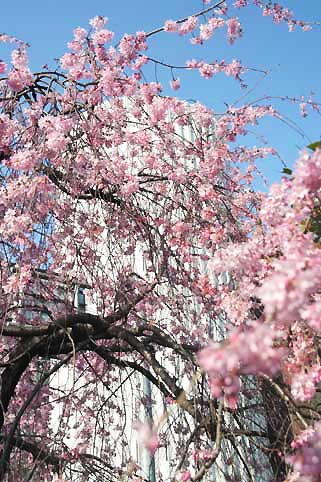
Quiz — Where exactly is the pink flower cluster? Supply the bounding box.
[288,421,321,481]
[164,20,178,33]
[291,365,321,402]
[0,4,319,480]
[170,78,181,91]
[0,60,7,74]
[196,59,244,82]
[135,421,159,455]
[179,16,198,36]
[89,15,108,30]
[192,448,218,462]
[92,29,114,45]
[257,261,321,326]
[7,48,33,91]
[226,17,242,44]
[198,323,284,407]
[191,16,225,44]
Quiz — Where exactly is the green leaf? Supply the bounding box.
[307,141,321,151]
[282,167,293,175]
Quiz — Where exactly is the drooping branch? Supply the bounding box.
[0,434,63,472]
[0,352,75,479]
[190,400,223,482]
[90,343,173,399]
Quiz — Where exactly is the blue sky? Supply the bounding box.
[1,0,321,186]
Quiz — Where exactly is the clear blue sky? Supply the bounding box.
[1,0,321,186]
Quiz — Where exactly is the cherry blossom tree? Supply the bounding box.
[0,1,320,481]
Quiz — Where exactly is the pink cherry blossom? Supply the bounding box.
[170,78,181,91]
[0,4,320,482]
[89,15,108,30]
[291,365,321,402]
[92,29,114,45]
[226,17,242,44]
[164,20,178,32]
[179,16,198,36]
[288,421,321,480]
[198,323,285,405]
[0,60,7,73]
[73,26,87,41]
[135,422,159,456]
[199,63,214,79]
[179,471,191,481]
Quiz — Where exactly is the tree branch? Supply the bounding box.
[145,0,226,38]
